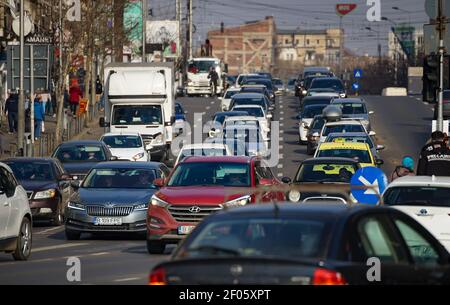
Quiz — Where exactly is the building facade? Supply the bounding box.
[388,26,424,63]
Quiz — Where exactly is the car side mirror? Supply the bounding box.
[110,156,118,161]
[281,177,291,184]
[376,159,384,166]
[369,131,376,136]
[369,111,375,115]
[313,132,319,137]
[171,116,176,125]
[267,114,272,119]
[145,144,152,151]
[153,178,165,187]
[269,106,274,111]
[218,97,223,100]
[376,144,385,151]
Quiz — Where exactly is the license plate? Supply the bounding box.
[178,225,195,235]
[94,217,122,226]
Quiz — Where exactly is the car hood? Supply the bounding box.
[108,147,145,160]
[72,188,157,205]
[19,180,57,191]
[156,186,249,205]
[342,114,369,120]
[62,162,101,175]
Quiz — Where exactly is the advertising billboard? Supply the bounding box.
[146,20,180,58]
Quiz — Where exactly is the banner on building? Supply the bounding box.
[146,20,180,58]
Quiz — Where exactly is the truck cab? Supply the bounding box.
[186,57,226,97]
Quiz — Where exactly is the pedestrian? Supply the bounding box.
[207,67,219,97]
[51,91,57,117]
[4,91,19,134]
[40,90,52,115]
[390,156,415,181]
[33,94,45,140]
[69,80,82,115]
[417,131,450,176]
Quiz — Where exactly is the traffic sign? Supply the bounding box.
[352,83,360,91]
[336,4,357,17]
[350,167,388,205]
[354,69,363,78]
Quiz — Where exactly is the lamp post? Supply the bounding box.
[381,16,401,86]
[365,26,381,62]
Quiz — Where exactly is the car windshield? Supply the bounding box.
[83,168,157,189]
[327,135,374,148]
[302,105,326,119]
[213,112,248,125]
[304,71,332,78]
[224,120,259,129]
[112,105,162,125]
[305,76,326,89]
[102,135,142,148]
[224,90,239,99]
[334,103,367,115]
[55,145,106,163]
[231,98,266,109]
[188,60,217,73]
[323,124,365,136]
[168,162,251,187]
[295,163,358,183]
[383,187,450,207]
[303,99,331,108]
[243,79,273,90]
[287,79,296,86]
[311,117,325,130]
[180,148,228,161]
[310,79,344,91]
[233,107,264,117]
[183,218,329,259]
[273,79,283,85]
[317,149,372,164]
[240,87,265,94]
[7,162,54,181]
[223,127,263,143]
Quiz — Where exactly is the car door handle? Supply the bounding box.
[3,202,10,207]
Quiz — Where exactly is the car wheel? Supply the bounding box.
[147,240,166,254]
[65,228,81,240]
[12,217,32,261]
[52,201,64,226]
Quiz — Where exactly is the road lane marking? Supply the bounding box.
[280,123,284,127]
[210,101,215,104]
[280,105,284,109]
[277,173,283,177]
[280,111,284,115]
[32,243,89,253]
[114,277,141,282]
[36,227,63,235]
[206,106,210,110]
[277,164,283,169]
[279,145,284,149]
[90,252,110,256]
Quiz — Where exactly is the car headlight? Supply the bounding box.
[34,189,56,199]
[134,203,149,211]
[68,201,85,211]
[152,134,164,145]
[151,195,169,208]
[222,195,251,208]
[132,152,145,160]
[339,93,346,98]
[302,90,308,95]
[288,190,301,202]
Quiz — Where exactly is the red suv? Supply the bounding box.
[147,156,285,254]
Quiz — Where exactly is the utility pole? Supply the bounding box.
[338,16,343,78]
[189,0,193,59]
[18,0,25,155]
[437,0,446,132]
[142,0,147,62]
[111,0,115,63]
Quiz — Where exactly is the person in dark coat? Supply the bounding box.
[417,131,450,176]
[4,92,19,134]
[207,67,219,97]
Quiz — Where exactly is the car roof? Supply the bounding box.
[214,111,248,116]
[181,143,227,149]
[226,88,241,92]
[327,132,369,138]
[303,104,328,109]
[325,120,363,126]
[311,77,341,81]
[303,96,333,101]
[92,161,162,169]
[225,116,259,121]
[101,132,141,137]
[331,98,364,104]
[232,93,265,99]
[181,156,253,164]
[58,140,105,147]
[301,157,360,164]
[318,142,370,150]
[4,157,57,163]
[233,105,264,109]
[386,175,450,188]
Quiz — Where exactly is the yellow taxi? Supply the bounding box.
[314,141,380,168]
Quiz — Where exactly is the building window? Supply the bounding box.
[296,39,299,45]
[285,39,289,44]
[306,39,310,45]
[317,40,320,44]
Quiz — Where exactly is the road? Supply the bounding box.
[0,94,433,284]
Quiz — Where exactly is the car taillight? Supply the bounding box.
[312,268,347,285]
[149,267,167,285]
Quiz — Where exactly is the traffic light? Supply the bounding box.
[423,54,439,103]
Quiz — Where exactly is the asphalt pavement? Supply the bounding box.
[0,94,433,284]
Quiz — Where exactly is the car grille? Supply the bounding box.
[86,206,134,217]
[168,205,222,223]
[141,134,154,145]
[26,192,33,199]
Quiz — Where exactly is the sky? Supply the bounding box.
[147,0,429,56]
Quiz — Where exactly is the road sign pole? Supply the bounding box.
[437,0,446,132]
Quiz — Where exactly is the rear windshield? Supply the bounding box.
[334,103,367,115]
[225,90,239,99]
[384,187,450,207]
[302,106,326,119]
[295,163,358,183]
[310,79,344,91]
[317,149,372,164]
[323,124,365,136]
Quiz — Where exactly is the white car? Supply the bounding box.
[219,88,240,111]
[222,125,268,157]
[383,176,450,251]
[297,104,328,144]
[231,105,271,136]
[0,162,33,261]
[175,143,232,165]
[100,132,151,162]
[223,116,269,143]
[318,120,375,145]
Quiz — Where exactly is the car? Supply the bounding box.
[298,75,329,97]
[226,75,237,89]
[100,132,151,162]
[174,143,232,166]
[272,78,285,95]
[222,124,268,157]
[228,93,273,117]
[146,156,285,254]
[149,202,450,285]
[307,88,341,98]
[319,120,373,145]
[331,98,374,131]
[222,115,267,143]
[295,67,334,96]
[64,161,170,240]
[306,115,326,155]
[325,132,385,160]
[239,85,272,102]
[308,77,346,98]
[285,78,296,96]
[314,142,383,168]
[383,176,450,251]
[206,137,249,157]
[241,78,276,104]
[4,158,72,225]
[174,102,187,134]
[219,88,240,111]
[235,73,260,88]
[231,104,271,133]
[255,72,273,80]
[297,104,328,144]
[0,162,33,261]
[51,140,116,182]
[434,89,450,119]
[300,96,333,112]
[286,157,360,203]
[208,111,249,137]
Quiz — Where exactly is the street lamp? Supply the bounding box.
[365,26,381,61]
[381,16,401,86]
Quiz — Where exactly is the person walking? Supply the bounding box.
[69,80,82,115]
[4,91,19,134]
[417,131,450,176]
[390,156,415,181]
[207,67,219,97]
[33,94,45,140]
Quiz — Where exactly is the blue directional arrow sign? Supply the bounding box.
[354,69,363,78]
[350,167,388,205]
[352,83,360,91]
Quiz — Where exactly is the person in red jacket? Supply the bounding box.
[69,80,82,115]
